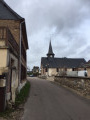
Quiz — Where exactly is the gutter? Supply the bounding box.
[19,20,25,87]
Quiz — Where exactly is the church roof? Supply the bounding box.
[0,0,23,20]
[47,41,55,56]
[41,57,86,68]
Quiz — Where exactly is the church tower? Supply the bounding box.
[47,41,55,58]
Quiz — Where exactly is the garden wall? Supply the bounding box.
[54,76,90,96]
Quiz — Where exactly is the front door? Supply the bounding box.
[0,87,6,112]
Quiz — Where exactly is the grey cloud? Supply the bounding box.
[5,0,90,33]
[26,0,90,34]
[4,0,90,68]
[78,46,90,59]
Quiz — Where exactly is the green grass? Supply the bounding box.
[15,81,30,106]
[0,108,14,118]
[0,81,30,118]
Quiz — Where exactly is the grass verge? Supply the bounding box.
[15,81,30,106]
[0,81,30,119]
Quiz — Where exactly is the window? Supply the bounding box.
[84,68,86,70]
[65,68,67,71]
[45,68,48,72]
[11,59,14,67]
[72,68,74,71]
[0,29,3,39]
[57,68,59,72]
[0,28,6,39]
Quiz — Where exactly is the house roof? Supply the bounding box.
[81,60,90,68]
[84,64,90,68]
[0,0,29,49]
[47,41,55,56]
[0,0,23,20]
[41,57,86,68]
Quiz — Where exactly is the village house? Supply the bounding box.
[41,41,86,77]
[0,0,28,112]
[32,66,39,76]
[81,60,90,77]
[32,66,39,73]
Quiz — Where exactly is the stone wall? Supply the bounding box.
[39,75,47,79]
[54,76,90,96]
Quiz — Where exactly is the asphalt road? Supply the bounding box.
[22,77,90,120]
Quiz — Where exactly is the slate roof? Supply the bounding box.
[0,0,29,49]
[41,57,86,68]
[82,60,90,68]
[47,41,55,56]
[0,0,23,20]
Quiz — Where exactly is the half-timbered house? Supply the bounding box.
[0,0,28,112]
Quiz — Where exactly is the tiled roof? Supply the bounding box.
[41,57,86,68]
[0,0,23,20]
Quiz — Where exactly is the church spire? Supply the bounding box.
[47,40,55,58]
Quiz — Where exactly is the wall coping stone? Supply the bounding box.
[55,75,90,80]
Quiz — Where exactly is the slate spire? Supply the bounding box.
[47,40,55,58]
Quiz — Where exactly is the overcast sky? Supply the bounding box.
[5,0,90,70]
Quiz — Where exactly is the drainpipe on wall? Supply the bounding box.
[19,20,25,92]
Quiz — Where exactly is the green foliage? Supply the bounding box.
[27,71,33,76]
[0,81,30,118]
[15,81,30,106]
[0,108,14,118]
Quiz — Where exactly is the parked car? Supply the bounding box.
[29,75,34,77]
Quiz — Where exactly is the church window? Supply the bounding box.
[57,68,59,72]
[45,68,48,72]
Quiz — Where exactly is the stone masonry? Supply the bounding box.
[54,76,90,96]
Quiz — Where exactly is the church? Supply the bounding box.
[41,41,86,77]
